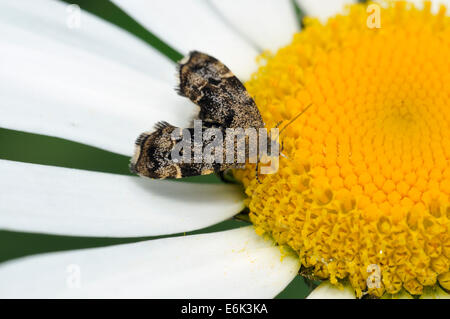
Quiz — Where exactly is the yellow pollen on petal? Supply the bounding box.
[234,0,450,298]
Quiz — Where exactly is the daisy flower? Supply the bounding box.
[0,0,449,299]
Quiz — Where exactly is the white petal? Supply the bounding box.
[0,0,174,83]
[307,282,356,299]
[209,0,298,53]
[296,0,356,22]
[0,159,244,237]
[0,0,195,156]
[112,0,259,80]
[0,227,300,298]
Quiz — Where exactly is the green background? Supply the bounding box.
[0,0,365,298]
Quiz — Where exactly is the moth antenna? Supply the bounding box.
[279,103,313,136]
[268,104,312,163]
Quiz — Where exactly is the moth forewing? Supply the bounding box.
[130,51,269,180]
[177,51,264,130]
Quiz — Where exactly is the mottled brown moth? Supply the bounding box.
[130,51,278,179]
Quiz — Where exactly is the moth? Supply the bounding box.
[130,51,278,180]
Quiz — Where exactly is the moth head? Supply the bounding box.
[130,122,183,179]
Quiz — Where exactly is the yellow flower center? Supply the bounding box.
[234,0,450,298]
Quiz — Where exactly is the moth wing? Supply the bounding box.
[130,122,183,179]
[177,51,264,130]
[130,124,219,179]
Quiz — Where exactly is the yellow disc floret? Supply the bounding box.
[234,0,450,298]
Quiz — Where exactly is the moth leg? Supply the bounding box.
[215,169,236,184]
[279,139,289,159]
[255,161,262,184]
